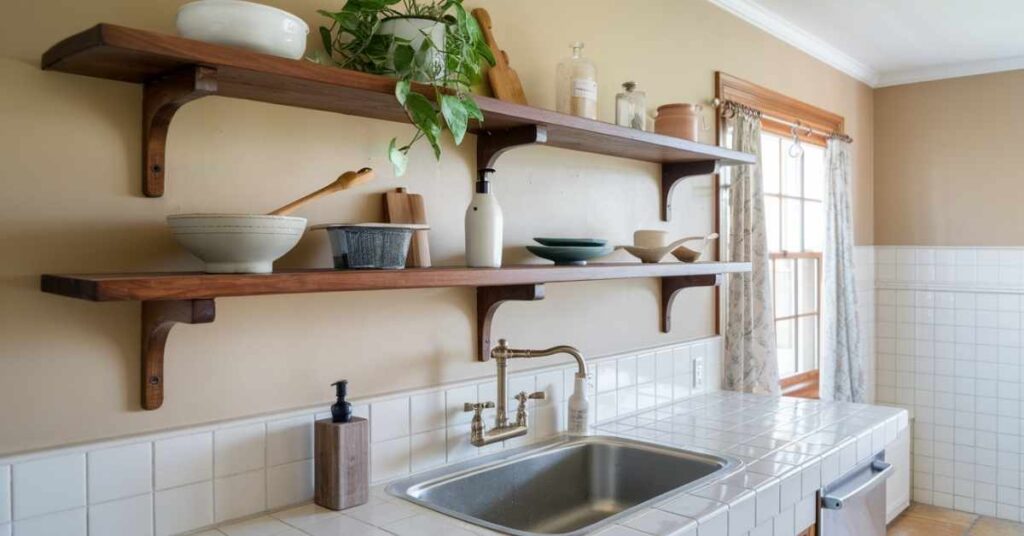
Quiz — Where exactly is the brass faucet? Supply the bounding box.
[464,339,589,447]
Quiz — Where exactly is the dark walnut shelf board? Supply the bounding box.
[42,24,755,168]
[41,262,752,302]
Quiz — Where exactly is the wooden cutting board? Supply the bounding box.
[472,8,528,105]
[383,187,431,268]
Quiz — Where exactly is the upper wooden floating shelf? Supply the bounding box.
[41,24,755,216]
[41,262,751,302]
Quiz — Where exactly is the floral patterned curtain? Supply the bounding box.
[821,139,865,402]
[724,109,780,394]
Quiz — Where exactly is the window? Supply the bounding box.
[761,133,825,380]
[716,72,847,397]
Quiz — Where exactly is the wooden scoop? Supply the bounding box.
[269,168,375,216]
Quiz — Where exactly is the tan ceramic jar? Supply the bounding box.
[654,104,702,141]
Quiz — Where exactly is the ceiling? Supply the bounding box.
[708,0,1024,87]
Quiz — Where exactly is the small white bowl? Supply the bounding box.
[168,214,307,274]
[176,0,309,60]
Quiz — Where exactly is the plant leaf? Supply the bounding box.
[394,79,411,105]
[404,92,442,158]
[440,94,469,145]
[388,138,409,176]
[393,43,415,75]
[319,27,334,56]
[461,95,483,122]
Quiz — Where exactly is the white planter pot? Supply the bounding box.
[379,16,446,82]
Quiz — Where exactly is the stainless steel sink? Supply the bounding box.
[386,435,741,536]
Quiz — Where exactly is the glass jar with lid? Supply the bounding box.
[615,81,646,130]
[556,42,597,119]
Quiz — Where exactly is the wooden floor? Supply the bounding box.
[888,503,1024,535]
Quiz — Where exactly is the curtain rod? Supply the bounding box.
[712,98,853,144]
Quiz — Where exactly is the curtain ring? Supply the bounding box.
[788,123,804,158]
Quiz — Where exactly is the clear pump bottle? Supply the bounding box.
[556,42,597,120]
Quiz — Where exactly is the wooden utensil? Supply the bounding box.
[269,168,375,216]
[383,187,431,267]
[472,8,528,105]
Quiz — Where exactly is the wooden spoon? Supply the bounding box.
[269,168,375,216]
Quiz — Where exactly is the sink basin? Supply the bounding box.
[387,435,741,535]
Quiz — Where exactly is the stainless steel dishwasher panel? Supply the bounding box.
[821,453,893,536]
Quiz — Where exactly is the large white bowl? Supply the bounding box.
[168,214,307,274]
[176,0,309,60]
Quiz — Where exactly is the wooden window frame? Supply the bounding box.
[716,72,846,399]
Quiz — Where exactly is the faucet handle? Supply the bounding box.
[514,391,546,405]
[463,401,495,413]
[528,391,546,401]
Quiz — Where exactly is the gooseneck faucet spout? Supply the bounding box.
[463,339,589,447]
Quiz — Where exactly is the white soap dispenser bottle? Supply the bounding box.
[567,372,590,435]
[465,168,503,268]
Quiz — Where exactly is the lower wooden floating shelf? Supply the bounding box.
[41,262,750,410]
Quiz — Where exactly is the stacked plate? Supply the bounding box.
[526,237,613,266]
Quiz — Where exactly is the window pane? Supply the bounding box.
[777,319,796,377]
[804,200,823,252]
[761,134,781,195]
[765,196,781,252]
[775,258,795,318]
[803,144,825,200]
[782,198,802,251]
[798,258,818,314]
[798,316,819,374]
[782,147,802,196]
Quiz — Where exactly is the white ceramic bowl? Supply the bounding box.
[176,0,309,60]
[168,214,307,274]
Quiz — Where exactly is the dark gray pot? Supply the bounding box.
[321,225,415,269]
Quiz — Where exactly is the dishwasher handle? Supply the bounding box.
[821,460,893,510]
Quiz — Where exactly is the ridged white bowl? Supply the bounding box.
[167,214,307,274]
[176,0,309,60]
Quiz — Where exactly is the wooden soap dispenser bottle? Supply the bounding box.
[315,380,369,510]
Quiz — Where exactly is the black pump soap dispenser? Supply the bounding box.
[315,379,368,510]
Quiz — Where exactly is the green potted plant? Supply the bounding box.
[316,0,495,175]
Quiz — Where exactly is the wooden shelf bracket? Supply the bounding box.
[660,274,722,333]
[661,160,719,221]
[476,284,545,361]
[142,65,218,197]
[141,299,216,410]
[476,125,549,170]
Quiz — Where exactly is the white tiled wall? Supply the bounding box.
[875,246,1024,522]
[0,336,721,536]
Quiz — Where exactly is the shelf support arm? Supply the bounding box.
[476,125,548,170]
[476,284,545,361]
[142,65,219,197]
[141,299,216,410]
[661,274,722,333]
[660,160,719,221]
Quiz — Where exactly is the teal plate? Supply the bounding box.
[533,237,609,247]
[526,245,614,265]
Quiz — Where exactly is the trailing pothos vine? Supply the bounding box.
[315,0,495,175]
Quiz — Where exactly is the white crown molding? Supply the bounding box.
[706,0,880,86]
[876,55,1024,87]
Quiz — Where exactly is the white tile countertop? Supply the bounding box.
[195,391,908,536]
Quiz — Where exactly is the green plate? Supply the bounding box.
[533,237,608,247]
[526,245,614,266]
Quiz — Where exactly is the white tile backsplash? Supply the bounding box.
[155,481,214,536]
[13,507,86,536]
[12,452,85,520]
[87,442,152,503]
[88,493,153,536]
[155,432,212,490]
[267,416,314,467]
[0,336,721,534]
[215,469,266,522]
[215,423,266,478]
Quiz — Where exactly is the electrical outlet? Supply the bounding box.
[692,355,705,391]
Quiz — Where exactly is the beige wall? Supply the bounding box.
[874,70,1024,246]
[0,0,873,455]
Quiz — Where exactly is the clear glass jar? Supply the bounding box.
[556,42,597,119]
[615,81,646,129]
